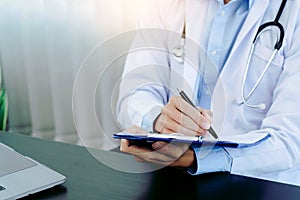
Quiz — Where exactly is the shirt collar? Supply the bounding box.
[248,0,254,9]
[216,0,254,9]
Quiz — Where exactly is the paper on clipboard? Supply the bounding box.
[113,132,270,148]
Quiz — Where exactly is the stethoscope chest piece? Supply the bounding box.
[173,45,185,63]
[173,22,186,64]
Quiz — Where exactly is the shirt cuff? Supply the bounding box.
[141,105,162,132]
[188,145,233,175]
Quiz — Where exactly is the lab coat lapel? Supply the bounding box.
[219,0,270,100]
[182,0,210,98]
[211,0,270,132]
[230,0,269,55]
[185,0,209,43]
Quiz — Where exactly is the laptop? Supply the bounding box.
[0,142,66,200]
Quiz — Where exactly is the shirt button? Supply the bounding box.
[211,50,218,56]
[205,90,210,96]
[220,10,226,17]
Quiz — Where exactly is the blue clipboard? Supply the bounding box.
[113,132,270,148]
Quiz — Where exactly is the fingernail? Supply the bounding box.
[202,122,210,130]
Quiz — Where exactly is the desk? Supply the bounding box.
[1,132,300,200]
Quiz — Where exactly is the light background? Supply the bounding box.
[0,0,147,150]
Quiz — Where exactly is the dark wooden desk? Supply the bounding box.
[1,132,300,200]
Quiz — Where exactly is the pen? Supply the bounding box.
[177,88,218,139]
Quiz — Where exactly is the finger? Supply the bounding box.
[154,114,167,133]
[161,127,174,134]
[120,139,180,165]
[125,145,152,155]
[156,114,197,135]
[206,110,213,118]
[120,139,153,155]
[151,141,168,150]
[169,96,199,118]
[137,147,195,168]
[152,142,189,158]
[198,108,213,122]
[153,113,162,133]
[164,116,206,136]
[134,156,145,162]
[202,111,212,123]
[155,114,177,133]
[134,155,174,166]
[120,139,130,153]
[161,106,207,135]
[158,116,206,136]
[120,139,142,154]
[169,96,211,130]
[134,150,176,164]
[202,108,213,118]
[131,144,190,166]
[158,124,174,134]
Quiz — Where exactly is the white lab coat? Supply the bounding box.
[117,0,300,186]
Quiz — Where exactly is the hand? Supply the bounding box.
[120,126,196,168]
[154,96,213,136]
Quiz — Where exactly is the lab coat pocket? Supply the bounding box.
[244,42,284,113]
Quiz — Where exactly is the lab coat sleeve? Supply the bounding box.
[190,8,300,184]
[117,1,183,130]
[225,72,300,182]
[189,72,300,180]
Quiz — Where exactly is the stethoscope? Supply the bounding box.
[241,0,287,110]
[173,0,287,110]
[172,22,186,64]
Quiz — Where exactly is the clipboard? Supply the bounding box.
[113,132,270,148]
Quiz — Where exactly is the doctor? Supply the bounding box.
[116,0,300,185]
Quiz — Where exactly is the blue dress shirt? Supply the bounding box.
[191,0,253,175]
[196,0,252,109]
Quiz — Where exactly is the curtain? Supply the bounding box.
[0,0,145,150]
